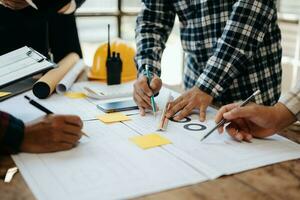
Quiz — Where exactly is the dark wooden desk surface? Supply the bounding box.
[0,127,299,200]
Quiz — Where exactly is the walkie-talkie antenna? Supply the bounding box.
[107,24,111,59]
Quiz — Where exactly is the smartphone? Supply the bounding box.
[97,99,138,113]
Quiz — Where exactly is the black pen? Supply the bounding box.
[25,95,52,114]
[24,95,89,138]
[200,90,261,142]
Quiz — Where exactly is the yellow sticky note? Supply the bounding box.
[64,92,87,99]
[97,112,131,123]
[130,133,172,149]
[0,92,11,98]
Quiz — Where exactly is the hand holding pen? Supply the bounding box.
[214,93,297,142]
[133,65,162,116]
[24,95,89,138]
[201,90,261,141]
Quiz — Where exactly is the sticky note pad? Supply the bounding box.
[130,133,171,149]
[97,112,131,123]
[64,92,87,99]
[0,92,11,98]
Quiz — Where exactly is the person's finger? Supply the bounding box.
[166,99,187,118]
[5,1,27,9]
[240,131,253,142]
[134,92,151,109]
[139,76,153,96]
[223,106,257,120]
[63,115,82,127]
[226,123,244,141]
[59,133,80,144]
[174,103,194,121]
[199,104,208,122]
[150,76,162,93]
[134,92,146,116]
[234,118,250,134]
[215,103,239,123]
[50,142,73,152]
[135,87,151,107]
[165,96,184,118]
[138,106,145,116]
[170,95,184,106]
[62,124,82,136]
[217,126,224,134]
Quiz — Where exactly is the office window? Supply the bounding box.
[277,0,300,91]
[122,0,140,12]
[278,0,300,15]
[77,0,118,12]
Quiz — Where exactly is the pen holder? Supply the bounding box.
[106,52,122,85]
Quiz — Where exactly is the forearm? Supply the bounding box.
[135,0,175,76]
[273,103,297,131]
[0,111,24,154]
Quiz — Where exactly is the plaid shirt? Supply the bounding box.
[135,0,282,105]
[279,83,300,121]
[0,111,24,154]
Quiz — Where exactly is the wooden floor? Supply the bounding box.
[0,126,299,200]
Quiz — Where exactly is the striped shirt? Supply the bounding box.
[280,83,300,121]
[135,0,282,105]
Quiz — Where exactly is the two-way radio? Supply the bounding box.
[106,24,122,85]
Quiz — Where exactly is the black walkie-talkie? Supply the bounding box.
[106,24,122,85]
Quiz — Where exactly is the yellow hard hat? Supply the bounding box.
[88,39,137,82]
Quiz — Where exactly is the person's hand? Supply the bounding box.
[215,102,297,142]
[1,0,29,10]
[165,87,213,122]
[20,115,84,153]
[58,2,71,13]
[133,74,162,116]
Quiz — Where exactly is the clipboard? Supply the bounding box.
[0,46,56,101]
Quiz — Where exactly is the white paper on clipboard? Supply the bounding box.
[0,46,55,87]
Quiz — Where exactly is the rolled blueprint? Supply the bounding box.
[56,60,85,94]
[33,53,80,99]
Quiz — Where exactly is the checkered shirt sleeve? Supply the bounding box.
[195,1,276,98]
[135,0,175,76]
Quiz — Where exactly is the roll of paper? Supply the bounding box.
[33,53,80,99]
[56,60,85,94]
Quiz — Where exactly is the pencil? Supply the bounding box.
[145,65,157,116]
[24,95,89,138]
[200,90,261,142]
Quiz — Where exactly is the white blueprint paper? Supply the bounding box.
[56,60,86,94]
[12,121,206,200]
[3,87,300,200]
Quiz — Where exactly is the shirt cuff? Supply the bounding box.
[136,59,161,77]
[2,115,25,154]
[279,91,300,121]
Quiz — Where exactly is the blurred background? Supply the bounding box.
[75,0,300,94]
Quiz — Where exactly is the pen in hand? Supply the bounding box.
[24,95,89,138]
[200,90,261,142]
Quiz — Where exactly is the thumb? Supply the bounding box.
[150,76,162,93]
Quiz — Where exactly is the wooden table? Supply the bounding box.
[0,127,299,200]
